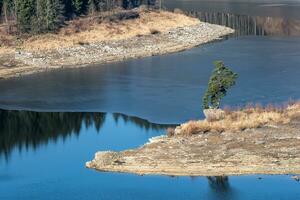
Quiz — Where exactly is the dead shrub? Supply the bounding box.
[62,18,94,35]
[0,35,14,47]
[180,121,211,135]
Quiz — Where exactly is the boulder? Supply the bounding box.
[203,109,225,122]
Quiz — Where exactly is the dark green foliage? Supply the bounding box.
[45,0,64,31]
[30,0,64,33]
[0,110,170,160]
[17,0,36,32]
[0,0,3,17]
[1,0,156,33]
[88,0,113,14]
[0,110,106,160]
[72,0,83,15]
[203,61,238,109]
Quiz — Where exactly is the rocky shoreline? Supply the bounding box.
[86,116,300,176]
[1,22,233,79]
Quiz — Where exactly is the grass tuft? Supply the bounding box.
[173,101,300,136]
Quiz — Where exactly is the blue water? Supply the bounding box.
[1,111,300,200]
[1,36,300,123]
[1,1,300,199]
[165,0,300,19]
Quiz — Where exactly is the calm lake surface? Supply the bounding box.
[1,36,300,123]
[1,110,300,200]
[1,0,300,199]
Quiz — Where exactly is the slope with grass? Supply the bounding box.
[86,102,300,176]
[0,9,234,79]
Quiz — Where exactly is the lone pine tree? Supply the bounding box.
[203,61,238,109]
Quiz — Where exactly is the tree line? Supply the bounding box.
[0,110,169,161]
[0,0,157,33]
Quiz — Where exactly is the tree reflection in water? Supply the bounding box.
[208,176,230,191]
[0,110,171,161]
[207,176,238,200]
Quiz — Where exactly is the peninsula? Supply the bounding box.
[0,9,234,79]
[86,102,300,176]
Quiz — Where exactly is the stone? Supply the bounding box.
[291,175,300,181]
[203,109,225,122]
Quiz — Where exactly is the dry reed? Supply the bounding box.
[176,101,300,136]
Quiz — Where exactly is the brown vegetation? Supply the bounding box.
[87,113,300,176]
[175,101,300,136]
[0,10,199,53]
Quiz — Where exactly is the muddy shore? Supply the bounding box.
[86,117,300,176]
[0,22,233,79]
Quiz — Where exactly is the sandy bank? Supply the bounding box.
[0,10,233,79]
[86,104,300,176]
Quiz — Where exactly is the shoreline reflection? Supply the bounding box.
[0,110,172,161]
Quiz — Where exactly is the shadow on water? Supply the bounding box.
[0,110,173,161]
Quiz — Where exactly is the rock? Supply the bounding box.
[174,8,185,15]
[291,175,300,181]
[203,109,225,122]
[148,135,166,144]
[174,126,182,136]
[255,140,266,145]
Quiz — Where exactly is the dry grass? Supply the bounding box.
[0,27,15,54]
[176,101,300,136]
[0,10,199,53]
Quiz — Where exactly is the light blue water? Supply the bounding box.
[1,1,300,199]
[1,111,300,200]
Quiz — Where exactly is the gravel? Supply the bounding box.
[15,22,234,70]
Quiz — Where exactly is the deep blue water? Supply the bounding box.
[1,1,300,199]
[1,111,300,200]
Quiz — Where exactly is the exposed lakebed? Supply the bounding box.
[1,0,300,199]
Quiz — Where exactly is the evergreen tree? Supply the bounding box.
[62,0,74,18]
[45,0,64,31]
[203,61,238,109]
[1,0,16,23]
[1,0,155,33]
[32,0,47,32]
[0,0,3,18]
[72,0,83,15]
[16,0,36,32]
[88,0,96,15]
[32,0,63,33]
